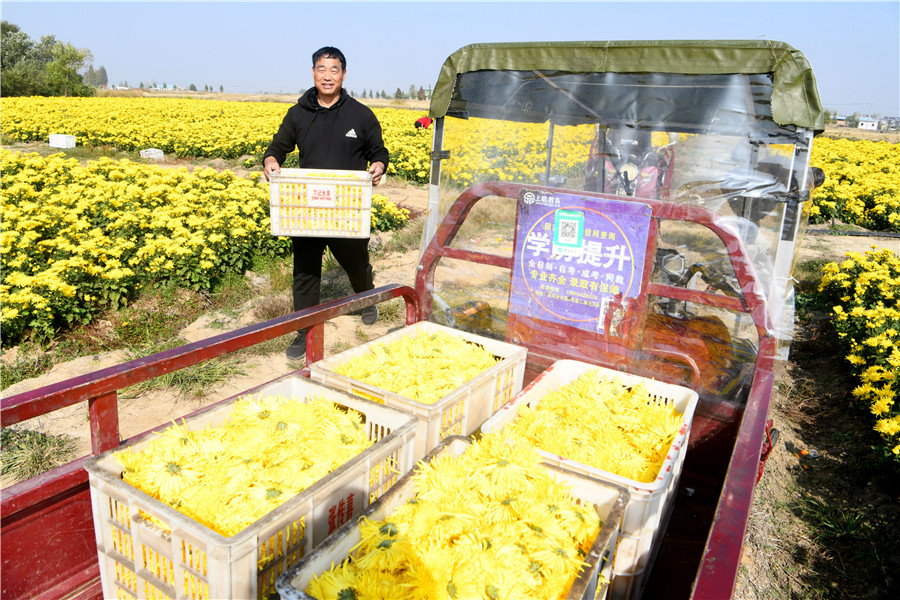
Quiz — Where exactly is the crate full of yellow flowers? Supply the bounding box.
[480,359,699,600]
[276,434,630,600]
[269,168,373,238]
[309,320,528,461]
[85,374,417,600]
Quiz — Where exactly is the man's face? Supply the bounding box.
[313,57,345,99]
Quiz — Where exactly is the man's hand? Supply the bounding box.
[369,161,386,186]
[263,156,281,182]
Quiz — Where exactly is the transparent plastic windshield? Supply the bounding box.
[419,70,816,398]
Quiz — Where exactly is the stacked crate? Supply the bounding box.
[86,376,417,600]
[480,359,699,600]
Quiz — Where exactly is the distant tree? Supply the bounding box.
[45,42,93,96]
[189,83,197,91]
[361,89,367,98]
[350,90,357,97]
[417,86,426,100]
[2,62,45,96]
[381,90,387,99]
[139,82,144,89]
[31,34,58,65]
[83,64,97,86]
[846,112,860,128]
[97,65,108,86]
[369,89,373,98]
[394,87,403,99]
[1,21,32,68]
[1,23,57,95]
[219,85,223,92]
[162,82,167,89]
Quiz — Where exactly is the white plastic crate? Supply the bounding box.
[480,359,699,600]
[275,436,630,600]
[140,148,164,159]
[85,374,417,600]
[269,168,373,238]
[49,133,75,148]
[308,320,527,461]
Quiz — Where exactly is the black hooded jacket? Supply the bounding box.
[263,88,389,172]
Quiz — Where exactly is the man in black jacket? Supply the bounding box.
[263,46,389,360]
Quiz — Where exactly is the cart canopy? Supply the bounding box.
[429,40,824,134]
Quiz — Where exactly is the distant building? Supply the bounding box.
[858,117,879,131]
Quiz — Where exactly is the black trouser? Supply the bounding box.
[291,236,374,312]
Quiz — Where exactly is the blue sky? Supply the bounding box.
[3,1,898,116]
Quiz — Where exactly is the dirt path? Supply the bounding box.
[735,230,900,599]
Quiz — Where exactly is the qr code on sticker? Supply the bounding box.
[558,219,579,244]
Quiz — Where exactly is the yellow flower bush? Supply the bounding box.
[375,107,432,183]
[1,148,415,346]
[811,138,900,232]
[819,248,900,458]
[1,149,288,345]
[371,193,410,232]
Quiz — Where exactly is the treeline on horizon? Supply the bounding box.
[0,21,100,97]
[1,21,432,101]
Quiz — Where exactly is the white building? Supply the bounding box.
[858,117,879,131]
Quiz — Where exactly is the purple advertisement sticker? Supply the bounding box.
[510,190,652,333]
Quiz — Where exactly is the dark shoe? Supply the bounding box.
[286,331,307,360]
[361,305,379,326]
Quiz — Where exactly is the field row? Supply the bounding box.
[810,137,900,232]
[0,97,433,183]
[0,149,408,347]
[0,97,593,187]
[3,98,897,231]
[819,249,900,459]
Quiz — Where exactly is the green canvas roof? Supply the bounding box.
[429,40,824,132]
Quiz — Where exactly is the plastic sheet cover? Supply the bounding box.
[418,59,819,402]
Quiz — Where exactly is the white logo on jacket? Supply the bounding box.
[345,129,357,138]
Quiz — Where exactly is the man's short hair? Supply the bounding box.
[312,47,346,71]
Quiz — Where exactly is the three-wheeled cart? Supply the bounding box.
[1,40,824,599]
